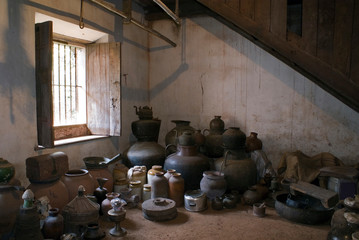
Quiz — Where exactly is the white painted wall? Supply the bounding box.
[0,0,149,186]
[149,17,359,168]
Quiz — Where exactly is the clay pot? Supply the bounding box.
[151,172,168,199]
[245,132,263,152]
[0,185,23,236]
[243,187,261,205]
[222,127,246,150]
[243,185,268,205]
[200,171,226,200]
[209,116,225,134]
[27,179,69,212]
[253,202,266,217]
[94,178,108,214]
[132,118,161,142]
[82,223,105,240]
[164,145,210,191]
[194,130,206,147]
[61,169,96,201]
[42,208,64,240]
[83,157,114,192]
[122,141,166,170]
[101,192,120,220]
[0,157,15,184]
[211,196,224,210]
[169,173,185,207]
[214,150,257,192]
[178,131,196,146]
[223,194,237,209]
[165,120,195,153]
[203,131,224,158]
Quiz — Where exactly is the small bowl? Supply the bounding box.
[253,202,266,217]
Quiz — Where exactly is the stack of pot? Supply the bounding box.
[214,127,257,193]
[123,106,166,170]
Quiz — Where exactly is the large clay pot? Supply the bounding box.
[222,127,246,150]
[165,120,195,153]
[61,169,96,201]
[132,106,161,142]
[214,150,257,192]
[203,130,224,158]
[245,132,263,152]
[193,130,206,153]
[27,179,69,212]
[42,208,64,240]
[0,185,23,236]
[164,142,210,191]
[83,156,118,192]
[200,171,226,200]
[0,157,15,184]
[123,141,166,170]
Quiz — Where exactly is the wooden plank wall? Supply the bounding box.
[197,0,359,112]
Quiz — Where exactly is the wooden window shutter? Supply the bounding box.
[35,21,54,148]
[87,42,121,136]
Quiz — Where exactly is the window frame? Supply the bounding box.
[35,21,121,149]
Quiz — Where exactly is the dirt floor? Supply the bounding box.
[98,200,331,240]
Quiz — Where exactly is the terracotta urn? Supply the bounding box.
[61,169,96,201]
[245,132,263,152]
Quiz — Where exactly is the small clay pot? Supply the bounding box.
[253,202,266,217]
[211,196,224,210]
[223,194,236,209]
[245,132,263,152]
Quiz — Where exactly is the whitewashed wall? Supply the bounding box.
[149,17,359,168]
[0,0,149,186]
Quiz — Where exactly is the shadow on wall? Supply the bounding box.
[190,16,359,136]
[0,0,36,124]
[149,19,189,99]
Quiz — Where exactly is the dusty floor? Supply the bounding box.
[98,201,331,240]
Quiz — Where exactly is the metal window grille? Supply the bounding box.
[52,41,86,126]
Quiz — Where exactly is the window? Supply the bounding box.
[35,17,121,148]
[52,41,86,127]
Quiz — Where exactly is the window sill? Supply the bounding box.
[54,135,109,146]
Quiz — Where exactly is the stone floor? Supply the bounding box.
[98,201,331,240]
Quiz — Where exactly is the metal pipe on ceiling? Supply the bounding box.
[152,0,181,25]
[88,0,176,47]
